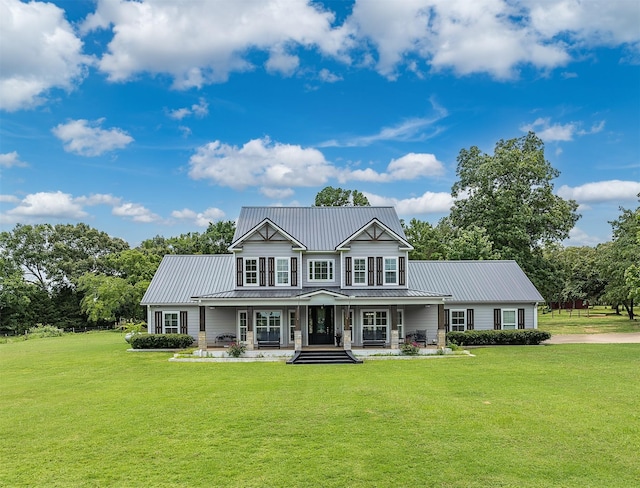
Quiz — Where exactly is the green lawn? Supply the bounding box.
[1,332,639,487]
[538,305,639,334]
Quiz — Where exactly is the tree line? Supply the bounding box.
[1,133,638,334]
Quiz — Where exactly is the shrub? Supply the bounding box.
[446,329,551,346]
[227,342,246,358]
[27,324,64,339]
[400,341,420,355]
[130,334,194,349]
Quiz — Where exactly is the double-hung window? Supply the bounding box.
[397,309,404,341]
[451,310,466,332]
[362,310,388,342]
[276,258,290,286]
[353,258,366,285]
[308,259,334,282]
[238,311,247,342]
[244,258,258,286]
[502,309,517,330]
[163,311,179,334]
[384,257,398,285]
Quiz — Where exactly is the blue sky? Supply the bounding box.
[1,0,639,247]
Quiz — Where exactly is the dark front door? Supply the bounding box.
[308,306,334,345]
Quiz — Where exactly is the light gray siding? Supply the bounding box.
[443,303,537,330]
[302,253,341,287]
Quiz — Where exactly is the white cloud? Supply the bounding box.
[318,68,342,83]
[521,117,605,142]
[365,190,454,215]
[188,137,334,191]
[0,151,27,168]
[341,153,444,183]
[0,0,90,111]
[564,226,607,247]
[260,187,296,199]
[3,191,87,219]
[557,180,640,203]
[82,0,349,87]
[112,202,161,223]
[265,46,300,76]
[0,194,20,203]
[52,119,134,156]
[75,193,122,206]
[171,207,225,227]
[168,98,209,120]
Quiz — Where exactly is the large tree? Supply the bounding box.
[447,132,580,288]
[314,186,370,206]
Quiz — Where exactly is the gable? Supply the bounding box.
[336,218,412,250]
[229,218,306,251]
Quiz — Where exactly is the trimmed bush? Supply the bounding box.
[130,333,194,349]
[446,329,551,346]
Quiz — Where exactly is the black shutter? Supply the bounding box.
[199,306,206,332]
[180,311,188,334]
[236,257,243,287]
[376,257,383,285]
[368,257,375,286]
[155,311,162,334]
[444,309,450,333]
[494,309,502,330]
[399,256,406,286]
[518,308,525,329]
[345,257,352,286]
[259,257,266,286]
[291,257,298,286]
[268,257,275,287]
[467,309,474,330]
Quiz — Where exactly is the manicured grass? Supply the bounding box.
[1,332,639,487]
[538,305,639,334]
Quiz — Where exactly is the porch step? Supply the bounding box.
[287,350,362,365]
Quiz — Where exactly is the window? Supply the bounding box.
[397,309,404,341]
[362,310,388,342]
[244,258,258,285]
[276,258,289,286]
[353,258,366,285]
[451,310,466,332]
[255,311,281,342]
[238,311,247,342]
[502,309,517,330]
[308,259,334,282]
[289,310,296,342]
[163,311,179,334]
[384,257,397,285]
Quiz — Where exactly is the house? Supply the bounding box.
[141,206,544,352]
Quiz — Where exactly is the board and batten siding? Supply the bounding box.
[402,304,438,342]
[442,303,537,331]
[205,307,237,344]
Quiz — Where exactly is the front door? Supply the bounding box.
[308,306,334,345]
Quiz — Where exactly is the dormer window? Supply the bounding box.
[308,259,334,282]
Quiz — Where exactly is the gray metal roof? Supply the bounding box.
[141,255,234,305]
[196,287,446,300]
[233,206,407,251]
[408,260,544,303]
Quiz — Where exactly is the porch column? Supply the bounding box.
[294,305,302,351]
[390,305,399,350]
[342,306,352,351]
[198,306,207,349]
[246,306,254,351]
[437,304,446,348]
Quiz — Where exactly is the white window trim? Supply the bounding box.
[361,309,389,342]
[254,310,283,344]
[308,259,335,282]
[275,257,290,287]
[352,257,367,285]
[397,309,404,341]
[244,257,259,287]
[288,309,296,343]
[502,309,517,330]
[237,310,248,343]
[383,257,398,285]
[163,311,179,334]
[450,309,466,332]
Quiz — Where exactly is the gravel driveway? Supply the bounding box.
[544,332,640,344]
